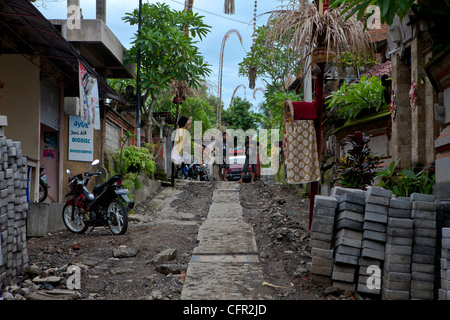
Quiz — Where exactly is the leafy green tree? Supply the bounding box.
[238,24,303,143]
[177,96,216,134]
[257,86,300,133]
[122,2,211,141]
[221,97,258,131]
[238,25,302,93]
[329,0,415,26]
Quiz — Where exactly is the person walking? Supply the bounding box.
[239,135,257,184]
[220,131,229,181]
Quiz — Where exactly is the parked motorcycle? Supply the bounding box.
[62,159,134,235]
[197,164,210,181]
[39,167,49,202]
[176,162,199,180]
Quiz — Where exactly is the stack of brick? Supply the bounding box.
[332,191,366,291]
[439,228,450,300]
[0,135,29,286]
[382,198,413,300]
[410,193,437,300]
[310,195,338,285]
[438,202,450,229]
[358,187,391,295]
[310,185,447,300]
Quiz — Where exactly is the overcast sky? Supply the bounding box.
[36,0,284,113]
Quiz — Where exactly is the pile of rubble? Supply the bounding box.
[1,246,188,300]
[1,263,83,300]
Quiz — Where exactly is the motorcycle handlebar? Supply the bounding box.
[86,172,102,177]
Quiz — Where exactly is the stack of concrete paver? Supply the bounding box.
[438,202,450,229]
[0,134,29,286]
[410,193,437,300]
[309,185,449,300]
[439,228,450,300]
[310,195,337,285]
[381,198,413,300]
[332,191,366,291]
[357,187,391,295]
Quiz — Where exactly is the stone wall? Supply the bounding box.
[309,186,450,300]
[391,54,412,168]
[0,133,29,286]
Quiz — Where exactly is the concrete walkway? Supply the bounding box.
[181,181,265,300]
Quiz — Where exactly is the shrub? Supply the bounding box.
[326,75,388,119]
[376,159,435,197]
[112,143,156,178]
[335,131,381,190]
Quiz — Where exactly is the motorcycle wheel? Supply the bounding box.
[106,199,128,235]
[190,170,198,180]
[39,179,48,202]
[62,204,88,234]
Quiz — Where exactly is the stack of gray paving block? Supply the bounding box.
[439,228,450,300]
[437,202,450,229]
[310,195,337,285]
[410,193,437,300]
[332,190,366,291]
[381,198,413,300]
[311,185,444,300]
[0,134,29,287]
[358,187,392,295]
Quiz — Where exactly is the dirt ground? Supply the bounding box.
[19,180,359,300]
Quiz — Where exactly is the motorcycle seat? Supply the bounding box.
[92,175,121,195]
[93,182,108,195]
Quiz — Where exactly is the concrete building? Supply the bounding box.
[1,0,133,203]
[0,0,133,236]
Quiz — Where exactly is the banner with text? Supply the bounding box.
[68,115,94,162]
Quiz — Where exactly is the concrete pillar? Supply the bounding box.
[435,87,450,200]
[427,44,450,200]
[410,36,428,167]
[67,0,81,30]
[424,50,438,167]
[96,0,106,24]
[67,0,80,16]
[391,54,412,168]
[67,0,79,8]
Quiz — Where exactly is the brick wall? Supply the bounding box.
[367,23,389,43]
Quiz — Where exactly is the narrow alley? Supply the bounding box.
[20,180,338,301]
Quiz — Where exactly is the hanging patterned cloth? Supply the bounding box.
[224,0,235,14]
[284,99,321,184]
